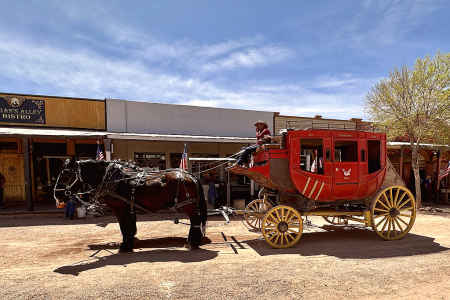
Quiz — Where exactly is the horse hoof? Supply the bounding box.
[118,246,134,253]
[184,241,199,250]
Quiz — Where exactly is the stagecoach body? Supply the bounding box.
[227,123,416,248]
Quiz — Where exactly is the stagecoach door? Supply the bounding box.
[333,139,359,198]
[333,140,359,183]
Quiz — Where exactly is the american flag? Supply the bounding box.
[96,143,105,161]
[180,146,187,171]
[438,160,450,181]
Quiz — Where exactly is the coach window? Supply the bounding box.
[300,138,323,174]
[134,153,166,171]
[334,140,358,162]
[367,140,381,173]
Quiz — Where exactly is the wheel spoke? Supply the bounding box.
[274,232,281,244]
[396,215,408,226]
[379,216,389,232]
[393,188,401,207]
[394,218,405,234]
[268,232,278,241]
[375,215,388,228]
[286,212,296,224]
[399,207,413,212]
[389,189,394,208]
[392,218,397,237]
[275,209,281,222]
[288,218,300,226]
[394,192,407,208]
[377,198,390,210]
[385,218,392,238]
[267,215,279,225]
[374,207,389,213]
[399,213,413,218]
[286,231,295,241]
[383,191,392,208]
[374,212,389,219]
[397,196,412,210]
[279,233,285,246]
[265,228,278,235]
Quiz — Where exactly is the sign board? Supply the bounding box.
[0,96,45,124]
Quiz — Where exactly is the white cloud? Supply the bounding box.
[203,46,294,72]
[0,31,368,120]
[0,1,375,121]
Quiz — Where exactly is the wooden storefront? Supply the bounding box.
[0,93,106,210]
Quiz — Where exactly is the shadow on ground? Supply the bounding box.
[54,237,216,276]
[244,225,449,259]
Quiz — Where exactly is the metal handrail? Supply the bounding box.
[285,121,388,133]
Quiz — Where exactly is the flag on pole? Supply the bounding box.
[180,145,187,171]
[438,160,450,181]
[96,142,105,161]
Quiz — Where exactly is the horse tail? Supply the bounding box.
[197,179,207,236]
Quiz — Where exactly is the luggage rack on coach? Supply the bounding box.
[285,120,387,133]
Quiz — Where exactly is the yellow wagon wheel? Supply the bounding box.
[323,215,348,225]
[245,198,273,230]
[261,205,303,248]
[371,186,416,240]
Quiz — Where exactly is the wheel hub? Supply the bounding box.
[278,221,288,233]
[389,207,400,218]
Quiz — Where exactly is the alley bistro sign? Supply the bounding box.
[0,96,46,124]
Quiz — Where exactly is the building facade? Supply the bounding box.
[1,92,449,211]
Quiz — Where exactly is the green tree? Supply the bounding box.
[363,51,450,207]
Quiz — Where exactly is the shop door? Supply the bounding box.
[0,154,25,201]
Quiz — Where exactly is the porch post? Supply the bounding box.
[436,150,442,203]
[23,138,33,211]
[104,139,112,161]
[399,148,404,181]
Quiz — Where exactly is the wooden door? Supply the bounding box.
[0,154,25,201]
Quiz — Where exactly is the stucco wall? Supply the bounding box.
[106,99,274,137]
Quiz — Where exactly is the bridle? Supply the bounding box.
[53,161,86,199]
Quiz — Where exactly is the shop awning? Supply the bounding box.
[0,127,107,139]
[0,127,256,144]
[106,132,255,143]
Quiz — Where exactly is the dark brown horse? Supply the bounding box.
[54,157,207,252]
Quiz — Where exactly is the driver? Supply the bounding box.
[235,120,271,168]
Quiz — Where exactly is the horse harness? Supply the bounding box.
[86,162,201,224]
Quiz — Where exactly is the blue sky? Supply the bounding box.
[0,0,448,120]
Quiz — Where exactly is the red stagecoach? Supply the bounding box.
[226,122,416,248]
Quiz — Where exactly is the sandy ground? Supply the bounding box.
[1,210,450,300]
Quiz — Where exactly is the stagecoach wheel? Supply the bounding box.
[322,215,348,225]
[371,186,416,240]
[262,206,303,248]
[245,198,273,230]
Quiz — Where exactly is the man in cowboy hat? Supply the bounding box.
[235,120,272,168]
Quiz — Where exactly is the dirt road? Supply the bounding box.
[1,211,450,300]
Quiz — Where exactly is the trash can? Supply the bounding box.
[76,207,87,219]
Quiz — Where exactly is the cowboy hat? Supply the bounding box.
[254,120,268,128]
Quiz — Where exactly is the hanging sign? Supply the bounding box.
[0,95,46,124]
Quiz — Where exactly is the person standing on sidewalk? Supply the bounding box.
[0,171,5,210]
[64,194,77,220]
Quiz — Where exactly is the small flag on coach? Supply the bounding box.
[438,160,450,181]
[96,142,105,161]
[180,145,187,171]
